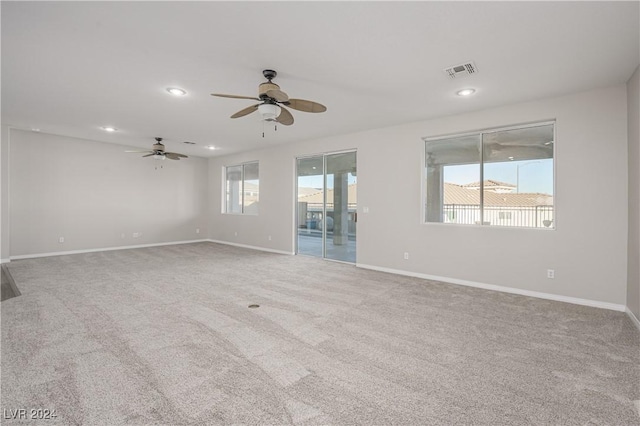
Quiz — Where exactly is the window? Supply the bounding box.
[424,122,554,228]
[225,162,259,214]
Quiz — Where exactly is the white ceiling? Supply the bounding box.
[2,1,639,158]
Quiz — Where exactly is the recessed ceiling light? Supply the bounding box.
[101,126,117,132]
[166,87,187,96]
[456,88,476,97]
[31,128,40,132]
[206,145,216,150]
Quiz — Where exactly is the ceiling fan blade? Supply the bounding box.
[276,106,294,126]
[266,89,289,102]
[166,152,188,158]
[126,150,153,153]
[285,99,327,113]
[211,93,260,101]
[165,153,182,160]
[142,153,155,157]
[231,104,259,118]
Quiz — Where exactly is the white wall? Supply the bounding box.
[2,85,630,308]
[209,85,629,307]
[1,125,10,262]
[628,65,640,319]
[9,130,209,257]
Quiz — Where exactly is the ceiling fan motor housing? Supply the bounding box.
[152,143,165,151]
[259,82,280,99]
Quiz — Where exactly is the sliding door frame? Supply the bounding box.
[295,149,357,263]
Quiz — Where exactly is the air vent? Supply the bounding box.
[183,141,196,145]
[444,61,477,79]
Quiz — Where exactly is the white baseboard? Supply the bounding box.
[9,241,631,316]
[207,239,294,256]
[356,263,626,313]
[626,307,640,331]
[9,239,210,260]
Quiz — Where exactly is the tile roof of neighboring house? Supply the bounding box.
[298,187,322,197]
[296,183,551,207]
[297,184,357,205]
[463,180,516,189]
[443,183,553,206]
[244,182,259,192]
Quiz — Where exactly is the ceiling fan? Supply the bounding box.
[211,69,326,129]
[125,137,188,160]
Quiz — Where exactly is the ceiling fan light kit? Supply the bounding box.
[211,69,326,137]
[258,103,281,122]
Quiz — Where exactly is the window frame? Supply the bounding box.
[422,120,556,229]
[223,161,259,215]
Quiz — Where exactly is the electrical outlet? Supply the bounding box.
[547,269,555,279]
[268,235,272,241]
[363,207,370,213]
[404,252,409,260]
[234,231,238,237]
[58,237,64,243]
[133,232,140,238]
[196,228,200,234]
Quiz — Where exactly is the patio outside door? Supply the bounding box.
[296,151,357,263]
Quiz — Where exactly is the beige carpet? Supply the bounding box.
[1,242,638,425]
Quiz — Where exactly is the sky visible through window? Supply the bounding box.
[298,162,552,194]
[298,173,357,190]
[444,159,553,194]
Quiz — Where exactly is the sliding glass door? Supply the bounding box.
[296,151,357,263]
[324,152,357,262]
[296,155,324,258]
